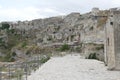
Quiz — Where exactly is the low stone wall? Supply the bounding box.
[82,43,104,61]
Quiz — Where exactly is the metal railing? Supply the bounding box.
[0,55,48,80]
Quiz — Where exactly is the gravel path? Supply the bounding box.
[28,54,120,80]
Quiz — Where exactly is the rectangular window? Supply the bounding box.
[107,38,109,46]
[110,22,113,25]
[110,15,113,17]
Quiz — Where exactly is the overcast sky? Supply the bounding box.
[0,0,120,21]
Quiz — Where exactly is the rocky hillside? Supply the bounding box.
[0,8,110,62]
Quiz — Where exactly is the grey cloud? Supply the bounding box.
[0,0,120,21]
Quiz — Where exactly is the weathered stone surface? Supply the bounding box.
[1,7,120,70]
[105,9,120,70]
[1,8,107,62]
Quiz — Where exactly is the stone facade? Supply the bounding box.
[105,9,120,70]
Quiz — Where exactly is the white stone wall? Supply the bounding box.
[105,10,120,70]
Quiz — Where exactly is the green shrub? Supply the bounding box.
[26,51,30,55]
[89,26,94,31]
[71,35,75,40]
[0,38,5,47]
[47,37,52,41]
[96,46,104,50]
[7,29,15,34]
[60,44,70,51]
[21,42,27,48]
[12,52,16,57]
[40,56,50,63]
[3,53,15,62]
[88,53,98,60]
[0,23,10,30]
[9,57,15,62]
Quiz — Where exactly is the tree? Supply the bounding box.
[0,22,10,30]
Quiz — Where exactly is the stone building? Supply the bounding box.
[105,8,120,70]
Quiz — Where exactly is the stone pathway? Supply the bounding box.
[28,54,120,80]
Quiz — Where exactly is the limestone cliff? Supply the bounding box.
[0,8,111,61]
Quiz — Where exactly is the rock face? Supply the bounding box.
[7,8,107,59]
[1,7,120,70]
[9,8,107,45]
